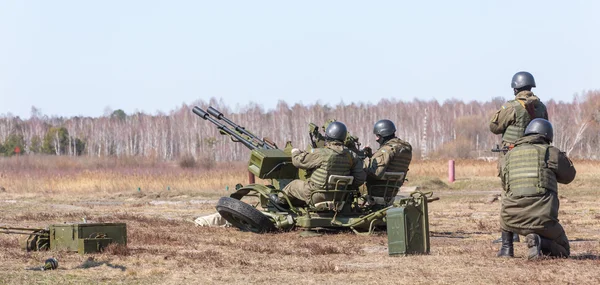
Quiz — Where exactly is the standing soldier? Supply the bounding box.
[490,71,548,148]
[363,120,412,204]
[279,122,366,206]
[490,71,549,243]
[497,119,576,259]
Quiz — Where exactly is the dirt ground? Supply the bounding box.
[1,186,598,285]
[0,158,599,284]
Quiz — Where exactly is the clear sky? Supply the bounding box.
[1,1,598,118]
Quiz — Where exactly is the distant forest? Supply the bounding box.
[1,91,599,161]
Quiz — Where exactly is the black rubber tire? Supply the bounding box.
[216,197,276,233]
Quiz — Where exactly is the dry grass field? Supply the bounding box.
[0,156,599,284]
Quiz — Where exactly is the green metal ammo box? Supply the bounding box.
[386,195,430,255]
[248,149,297,179]
[49,223,127,254]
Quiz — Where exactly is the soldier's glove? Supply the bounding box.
[362,146,373,158]
[291,148,301,156]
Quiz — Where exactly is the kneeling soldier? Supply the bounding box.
[498,118,576,259]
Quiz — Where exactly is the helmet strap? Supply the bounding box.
[376,135,395,145]
[514,86,532,95]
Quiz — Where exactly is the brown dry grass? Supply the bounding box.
[0,156,599,284]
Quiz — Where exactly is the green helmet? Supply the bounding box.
[524,118,553,142]
[325,122,347,142]
[511,71,536,89]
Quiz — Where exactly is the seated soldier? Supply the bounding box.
[279,121,366,206]
[363,120,412,203]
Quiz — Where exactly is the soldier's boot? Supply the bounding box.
[540,237,569,258]
[525,233,543,260]
[268,194,289,208]
[497,230,514,257]
[493,232,520,243]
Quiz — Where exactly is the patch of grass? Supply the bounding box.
[405,176,449,190]
[109,213,181,227]
[103,243,130,256]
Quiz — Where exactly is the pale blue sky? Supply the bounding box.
[1,1,598,118]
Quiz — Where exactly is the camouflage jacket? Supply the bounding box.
[291,141,366,190]
[489,91,548,145]
[499,135,576,230]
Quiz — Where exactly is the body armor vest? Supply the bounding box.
[504,144,557,197]
[370,139,412,189]
[502,100,547,144]
[309,148,353,189]
[382,139,412,174]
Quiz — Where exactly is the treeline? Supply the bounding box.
[1,92,599,161]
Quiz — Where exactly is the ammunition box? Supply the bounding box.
[248,149,297,179]
[387,197,430,255]
[78,238,114,253]
[49,223,127,254]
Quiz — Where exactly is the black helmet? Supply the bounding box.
[511,71,536,89]
[325,121,347,142]
[524,118,553,142]
[373,119,396,137]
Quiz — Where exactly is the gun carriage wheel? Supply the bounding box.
[216,197,276,233]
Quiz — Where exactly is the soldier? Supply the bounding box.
[279,121,366,205]
[497,118,576,259]
[363,120,412,203]
[490,71,548,148]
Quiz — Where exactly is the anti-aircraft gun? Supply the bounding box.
[192,106,432,255]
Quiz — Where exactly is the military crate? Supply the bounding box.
[386,195,430,255]
[49,223,127,254]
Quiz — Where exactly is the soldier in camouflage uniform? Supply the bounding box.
[489,71,548,148]
[281,121,366,205]
[497,119,576,259]
[363,120,412,203]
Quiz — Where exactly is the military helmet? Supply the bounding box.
[524,118,553,142]
[373,119,396,137]
[325,121,347,142]
[511,71,536,89]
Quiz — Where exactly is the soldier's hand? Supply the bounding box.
[291,148,301,156]
[363,146,373,158]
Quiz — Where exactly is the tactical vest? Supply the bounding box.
[504,144,557,197]
[383,140,412,174]
[309,148,353,189]
[502,100,547,144]
[371,139,412,187]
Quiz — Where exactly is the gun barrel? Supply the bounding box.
[192,106,258,150]
[192,106,210,119]
[207,106,276,149]
[1,226,49,236]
